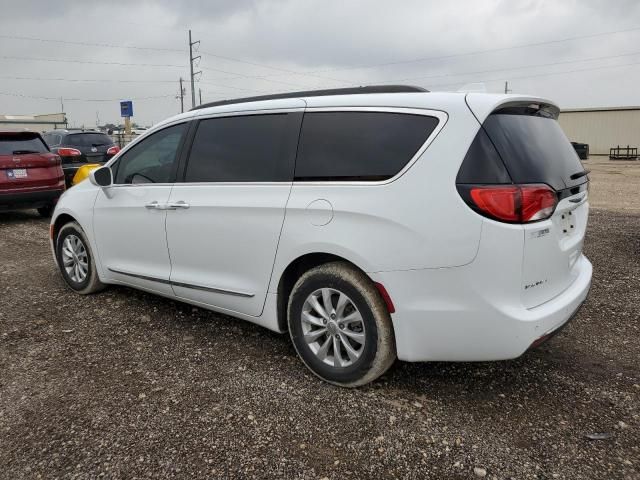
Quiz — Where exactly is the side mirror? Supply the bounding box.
[89,166,113,187]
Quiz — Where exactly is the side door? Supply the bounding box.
[165,108,304,316]
[93,122,189,296]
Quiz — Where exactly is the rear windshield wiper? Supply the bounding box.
[12,149,41,154]
[91,143,107,147]
[570,169,590,180]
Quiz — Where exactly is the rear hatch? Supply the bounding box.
[463,99,589,308]
[64,132,115,164]
[0,132,62,191]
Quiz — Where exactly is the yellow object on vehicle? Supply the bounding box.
[72,164,101,186]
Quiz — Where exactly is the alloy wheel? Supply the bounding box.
[61,234,89,283]
[301,288,366,368]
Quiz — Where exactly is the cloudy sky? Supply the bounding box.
[1,0,639,127]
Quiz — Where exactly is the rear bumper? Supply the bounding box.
[0,188,64,210]
[370,254,592,362]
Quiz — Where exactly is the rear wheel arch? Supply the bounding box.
[276,252,383,333]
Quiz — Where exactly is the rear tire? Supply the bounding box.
[37,205,53,218]
[55,221,105,295]
[287,262,396,387]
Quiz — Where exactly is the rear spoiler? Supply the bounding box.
[465,94,559,124]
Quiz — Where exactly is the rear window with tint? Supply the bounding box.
[295,112,439,181]
[482,113,586,191]
[0,133,49,155]
[64,133,113,147]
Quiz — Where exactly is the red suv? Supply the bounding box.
[0,131,65,217]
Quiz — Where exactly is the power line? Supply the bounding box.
[0,75,178,84]
[0,32,335,83]
[372,50,640,84]
[199,66,316,89]
[198,50,346,84]
[197,80,270,93]
[0,55,186,68]
[0,91,176,102]
[2,24,639,86]
[0,74,264,98]
[0,34,185,53]
[256,25,640,78]
[0,56,316,91]
[428,59,640,90]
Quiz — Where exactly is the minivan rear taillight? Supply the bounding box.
[107,145,120,155]
[462,184,557,223]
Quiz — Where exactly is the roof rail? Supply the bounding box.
[191,85,428,111]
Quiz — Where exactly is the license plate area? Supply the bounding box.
[559,209,576,237]
[7,168,27,179]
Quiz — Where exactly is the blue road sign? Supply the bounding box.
[120,100,133,117]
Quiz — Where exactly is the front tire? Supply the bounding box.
[55,221,105,294]
[288,262,396,387]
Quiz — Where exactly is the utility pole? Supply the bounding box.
[199,88,202,106]
[177,77,185,113]
[60,97,64,113]
[188,30,201,109]
[504,81,512,94]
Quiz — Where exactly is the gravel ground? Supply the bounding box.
[582,157,640,213]
[0,207,638,479]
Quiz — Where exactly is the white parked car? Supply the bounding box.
[50,86,592,387]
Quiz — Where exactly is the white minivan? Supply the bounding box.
[50,86,592,387]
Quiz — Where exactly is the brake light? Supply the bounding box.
[467,184,557,223]
[107,145,120,155]
[57,147,82,157]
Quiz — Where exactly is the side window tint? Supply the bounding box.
[184,113,298,183]
[114,123,186,184]
[295,112,439,181]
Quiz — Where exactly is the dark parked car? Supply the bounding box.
[0,131,65,217]
[571,141,589,160]
[43,130,120,186]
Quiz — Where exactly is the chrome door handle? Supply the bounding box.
[145,201,174,210]
[167,201,190,209]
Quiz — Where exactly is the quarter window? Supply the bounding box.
[184,113,299,183]
[295,111,439,181]
[114,123,186,184]
[43,133,61,147]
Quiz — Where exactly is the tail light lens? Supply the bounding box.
[107,145,120,155]
[57,147,82,157]
[464,184,557,223]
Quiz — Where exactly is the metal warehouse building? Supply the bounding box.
[559,106,640,156]
[0,113,67,132]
